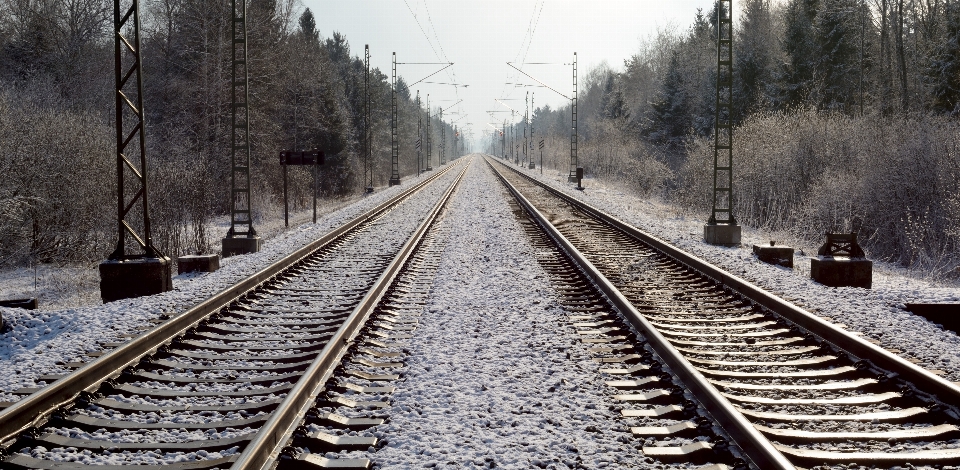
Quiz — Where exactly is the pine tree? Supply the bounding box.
[734,0,776,118]
[929,2,960,115]
[299,8,318,41]
[777,0,820,108]
[646,51,690,150]
[815,0,861,111]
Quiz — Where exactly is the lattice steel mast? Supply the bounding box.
[416,91,422,175]
[710,0,735,226]
[426,95,433,171]
[364,45,373,192]
[569,52,578,182]
[524,91,529,167]
[440,108,445,166]
[222,0,261,256]
[529,92,536,169]
[704,0,741,245]
[389,52,401,186]
[100,0,171,302]
[108,0,156,261]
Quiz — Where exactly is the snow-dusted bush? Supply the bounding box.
[0,94,114,265]
[680,109,960,277]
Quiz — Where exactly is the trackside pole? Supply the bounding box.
[704,0,741,246]
[99,0,173,303]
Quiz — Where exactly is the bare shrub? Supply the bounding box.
[0,93,114,266]
[678,109,960,277]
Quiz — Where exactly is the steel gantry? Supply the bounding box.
[222,0,261,256]
[705,0,742,245]
[99,0,172,302]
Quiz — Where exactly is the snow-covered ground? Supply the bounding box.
[0,166,463,402]
[363,159,710,469]
[509,159,960,384]
[0,198,363,312]
[3,152,959,468]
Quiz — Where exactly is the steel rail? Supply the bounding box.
[232,160,472,469]
[488,157,960,406]
[0,162,463,448]
[486,157,795,470]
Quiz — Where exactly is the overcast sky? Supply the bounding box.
[301,0,720,147]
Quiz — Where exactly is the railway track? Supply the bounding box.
[504,185,747,469]
[0,160,468,469]
[488,156,960,470]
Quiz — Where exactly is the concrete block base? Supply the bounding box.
[0,298,37,310]
[389,177,401,187]
[426,166,433,171]
[222,236,262,258]
[568,175,578,183]
[811,258,872,288]
[753,244,794,268]
[704,224,741,246]
[905,303,960,334]
[177,254,221,274]
[99,257,173,303]
[528,162,536,169]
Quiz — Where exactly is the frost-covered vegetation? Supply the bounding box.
[491,0,960,278]
[0,0,455,269]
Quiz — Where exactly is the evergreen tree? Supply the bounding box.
[777,0,820,108]
[815,0,862,111]
[646,51,690,150]
[734,0,777,118]
[929,2,960,115]
[299,8,318,41]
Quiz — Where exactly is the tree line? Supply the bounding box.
[489,0,960,276]
[0,0,456,267]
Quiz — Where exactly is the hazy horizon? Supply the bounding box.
[302,0,723,148]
